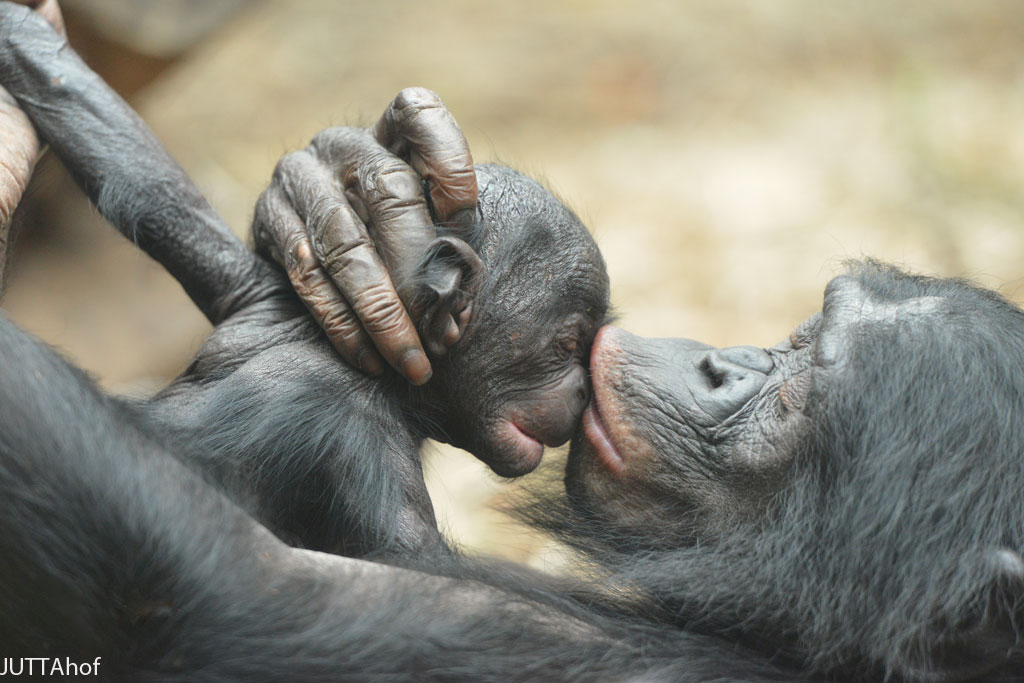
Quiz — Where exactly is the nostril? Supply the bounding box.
[699,356,725,389]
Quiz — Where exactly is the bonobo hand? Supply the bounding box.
[0,0,64,291]
[253,88,478,385]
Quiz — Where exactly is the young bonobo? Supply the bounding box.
[0,5,607,558]
[5,3,1024,682]
[147,162,608,555]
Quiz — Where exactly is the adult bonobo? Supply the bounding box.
[0,1,605,563]
[2,3,1024,682]
[268,57,1024,683]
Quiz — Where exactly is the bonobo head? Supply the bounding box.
[563,261,1024,680]
[409,164,609,478]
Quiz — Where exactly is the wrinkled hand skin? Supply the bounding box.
[0,0,63,293]
[253,88,478,386]
[0,3,278,324]
[0,86,37,289]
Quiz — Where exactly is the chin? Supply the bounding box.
[565,435,644,530]
[468,421,545,478]
[564,436,598,505]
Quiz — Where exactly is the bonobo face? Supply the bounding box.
[566,266,961,543]
[567,323,817,542]
[427,165,609,478]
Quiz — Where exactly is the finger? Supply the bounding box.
[273,150,432,385]
[254,184,386,377]
[372,87,477,228]
[311,127,437,294]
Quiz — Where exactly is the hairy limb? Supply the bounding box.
[0,313,616,678]
[0,2,278,324]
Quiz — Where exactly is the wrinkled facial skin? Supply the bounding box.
[422,165,610,478]
[566,275,916,543]
[567,326,815,542]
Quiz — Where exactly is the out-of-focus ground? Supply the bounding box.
[6,0,1024,567]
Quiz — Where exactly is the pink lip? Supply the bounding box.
[582,399,625,474]
[497,419,544,471]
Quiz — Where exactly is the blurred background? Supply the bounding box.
[6,0,1024,568]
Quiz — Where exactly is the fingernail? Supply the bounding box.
[402,349,432,385]
[356,349,385,376]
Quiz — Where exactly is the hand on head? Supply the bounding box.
[253,88,477,385]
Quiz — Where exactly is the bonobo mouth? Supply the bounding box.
[579,325,632,475]
[491,419,544,477]
[582,399,625,474]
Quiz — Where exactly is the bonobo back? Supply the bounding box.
[144,163,608,554]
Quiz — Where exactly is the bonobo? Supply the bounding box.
[0,5,607,557]
[149,161,607,554]
[549,261,1024,680]
[261,73,1024,683]
[2,3,1024,682]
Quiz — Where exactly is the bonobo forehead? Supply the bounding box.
[815,274,947,371]
[812,260,1021,384]
[468,164,609,319]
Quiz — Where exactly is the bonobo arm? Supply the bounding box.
[151,312,449,558]
[254,89,479,383]
[0,2,277,324]
[0,3,464,558]
[0,313,794,680]
[0,313,616,678]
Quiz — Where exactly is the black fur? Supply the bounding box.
[1,4,1022,681]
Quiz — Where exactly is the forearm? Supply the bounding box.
[0,2,275,324]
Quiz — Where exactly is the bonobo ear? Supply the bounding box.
[910,548,1024,682]
[411,236,483,358]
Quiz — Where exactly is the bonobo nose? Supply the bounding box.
[591,326,775,426]
[696,345,772,422]
[704,346,774,379]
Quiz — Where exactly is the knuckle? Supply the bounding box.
[287,237,316,268]
[313,232,372,273]
[354,285,410,336]
[310,125,356,147]
[305,202,373,269]
[393,86,442,111]
[306,195,347,230]
[271,151,306,185]
[287,263,325,304]
[357,159,421,202]
[312,126,371,158]
[320,307,363,345]
[252,191,294,261]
